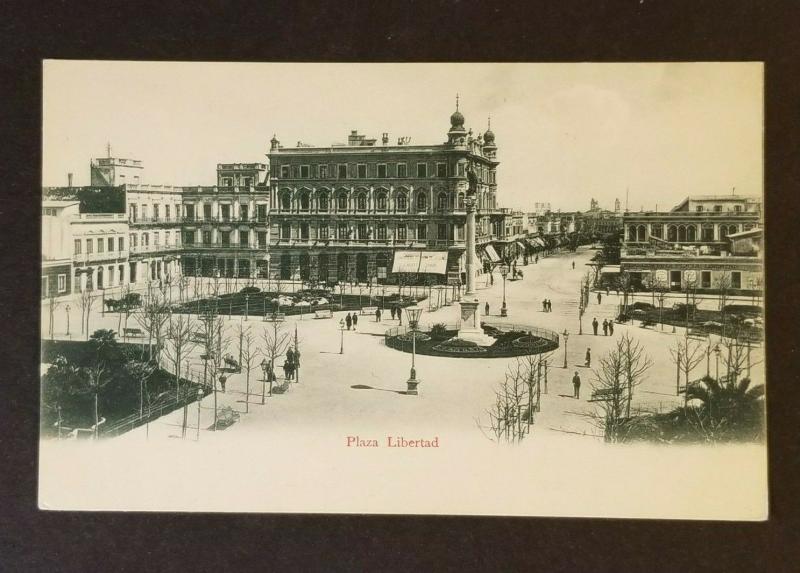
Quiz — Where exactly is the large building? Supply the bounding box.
[266,105,500,285]
[620,194,762,293]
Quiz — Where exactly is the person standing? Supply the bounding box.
[572,261,575,269]
[490,273,494,286]
[390,306,396,320]
[397,306,402,325]
[597,292,602,304]
[282,360,290,380]
[592,317,599,336]
[602,319,608,336]
[585,348,591,368]
[572,371,581,399]
[375,307,381,322]
[547,299,552,312]
[608,321,614,336]
[485,302,490,316]
[219,374,227,393]
[352,312,358,330]
[542,299,547,312]
[345,312,352,330]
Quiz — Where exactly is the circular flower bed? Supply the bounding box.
[385,326,559,359]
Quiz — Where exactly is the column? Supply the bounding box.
[465,197,477,295]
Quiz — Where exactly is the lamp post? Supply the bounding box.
[245,293,250,321]
[260,358,269,404]
[65,304,71,337]
[500,264,509,317]
[405,306,423,395]
[196,387,203,441]
[578,299,584,335]
[562,329,569,369]
[714,344,721,381]
[339,318,345,354]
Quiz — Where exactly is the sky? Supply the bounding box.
[43,61,763,212]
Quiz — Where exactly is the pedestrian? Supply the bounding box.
[572,261,575,269]
[286,347,295,369]
[390,306,396,320]
[606,287,610,297]
[608,321,614,336]
[597,292,602,304]
[602,319,608,336]
[542,299,547,312]
[572,371,581,399]
[345,312,352,330]
[585,348,591,368]
[547,299,552,312]
[485,302,490,316]
[535,255,539,264]
[282,360,290,380]
[592,317,598,335]
[397,306,402,325]
[219,374,227,393]
[375,307,381,322]
[490,273,494,286]
[352,312,358,330]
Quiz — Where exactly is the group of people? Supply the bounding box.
[542,299,553,312]
[283,347,299,380]
[591,317,615,336]
[344,312,359,330]
[389,305,404,323]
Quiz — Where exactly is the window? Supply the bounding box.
[280,223,291,240]
[153,232,160,245]
[338,222,348,239]
[702,224,714,241]
[185,204,195,221]
[164,231,171,245]
[242,177,252,187]
[417,224,427,240]
[376,224,387,240]
[731,272,742,289]
[357,223,368,241]
[257,204,267,221]
[257,232,267,248]
[202,231,212,244]
[281,165,290,178]
[164,205,170,220]
[300,165,310,178]
[376,193,387,211]
[183,230,195,245]
[396,224,407,240]
[651,225,663,239]
[458,163,465,176]
[318,192,329,211]
[42,276,48,298]
[203,204,212,220]
[437,192,448,210]
[221,204,231,221]
[239,230,248,246]
[337,193,348,210]
[58,274,66,293]
[319,164,328,178]
[108,237,114,251]
[396,193,408,211]
[220,231,231,246]
[416,192,427,211]
[357,164,367,179]
[696,205,704,212]
[436,163,447,178]
[97,238,104,253]
[319,225,329,240]
[141,205,149,220]
[280,192,291,211]
[356,193,367,211]
[130,234,137,248]
[337,164,348,179]
[74,239,81,255]
[240,204,248,221]
[377,164,387,178]
[153,204,160,220]
[713,205,723,212]
[299,191,310,211]
[397,163,407,178]
[701,271,711,289]
[438,223,448,240]
[416,163,427,178]
[300,223,309,240]
[734,205,742,213]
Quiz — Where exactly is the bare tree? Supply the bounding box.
[618,333,653,418]
[261,319,291,401]
[715,271,732,337]
[77,288,95,340]
[669,335,706,403]
[163,312,198,400]
[177,274,190,303]
[615,271,632,314]
[133,290,171,364]
[47,292,61,339]
[719,324,763,385]
[480,360,535,444]
[199,312,232,430]
[238,324,260,414]
[84,362,108,439]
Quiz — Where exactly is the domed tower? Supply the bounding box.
[483,117,497,158]
[447,95,467,146]
[270,134,280,151]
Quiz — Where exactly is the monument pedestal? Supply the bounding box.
[457,298,496,346]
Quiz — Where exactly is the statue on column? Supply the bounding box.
[466,162,478,197]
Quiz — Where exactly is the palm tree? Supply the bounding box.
[684,375,765,441]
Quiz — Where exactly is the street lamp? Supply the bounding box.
[260,358,269,404]
[339,318,345,354]
[65,304,71,336]
[500,264,509,317]
[578,299,584,335]
[405,306,423,395]
[714,344,721,381]
[196,387,203,441]
[562,329,569,369]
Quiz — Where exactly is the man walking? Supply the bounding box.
[219,374,227,393]
[597,291,602,304]
[485,302,490,316]
[585,348,592,368]
[572,371,581,399]
[345,312,352,330]
[375,307,381,322]
[397,306,402,325]
[547,299,552,312]
[490,273,494,286]
[542,299,547,312]
[352,312,358,330]
[608,321,614,336]
[592,317,599,336]
[572,261,575,270]
[602,319,608,336]
[390,306,395,320]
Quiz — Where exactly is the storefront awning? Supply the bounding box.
[483,244,501,262]
[391,250,448,275]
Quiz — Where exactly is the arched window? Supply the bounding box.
[720,226,729,240]
[437,192,448,210]
[336,192,348,211]
[458,192,465,210]
[687,225,697,242]
[667,225,678,242]
[318,191,329,212]
[651,224,663,239]
[356,193,367,211]
[637,225,646,242]
[396,193,408,211]
[280,191,291,211]
[728,224,738,236]
[677,225,687,242]
[299,190,310,211]
[376,192,387,211]
[416,191,427,211]
[628,225,638,242]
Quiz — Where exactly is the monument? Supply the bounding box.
[456,163,495,346]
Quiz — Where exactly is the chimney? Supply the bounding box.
[382,133,389,145]
[68,173,73,188]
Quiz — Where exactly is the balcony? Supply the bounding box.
[128,244,183,256]
[181,216,269,225]
[73,250,127,264]
[129,217,183,226]
[179,243,266,252]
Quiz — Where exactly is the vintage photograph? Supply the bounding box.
[39,61,766,518]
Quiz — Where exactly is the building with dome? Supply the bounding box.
[265,102,503,286]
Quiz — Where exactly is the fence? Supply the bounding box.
[101,383,207,438]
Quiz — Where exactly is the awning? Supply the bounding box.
[483,244,501,262]
[391,250,448,275]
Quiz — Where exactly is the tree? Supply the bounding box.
[684,375,765,442]
[200,312,231,430]
[163,313,198,400]
[669,335,706,403]
[77,288,96,340]
[133,290,171,363]
[177,274,190,303]
[718,324,763,386]
[261,319,291,401]
[715,271,733,337]
[47,292,61,339]
[238,324,260,414]
[84,362,109,439]
[615,271,632,315]
[480,360,532,444]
